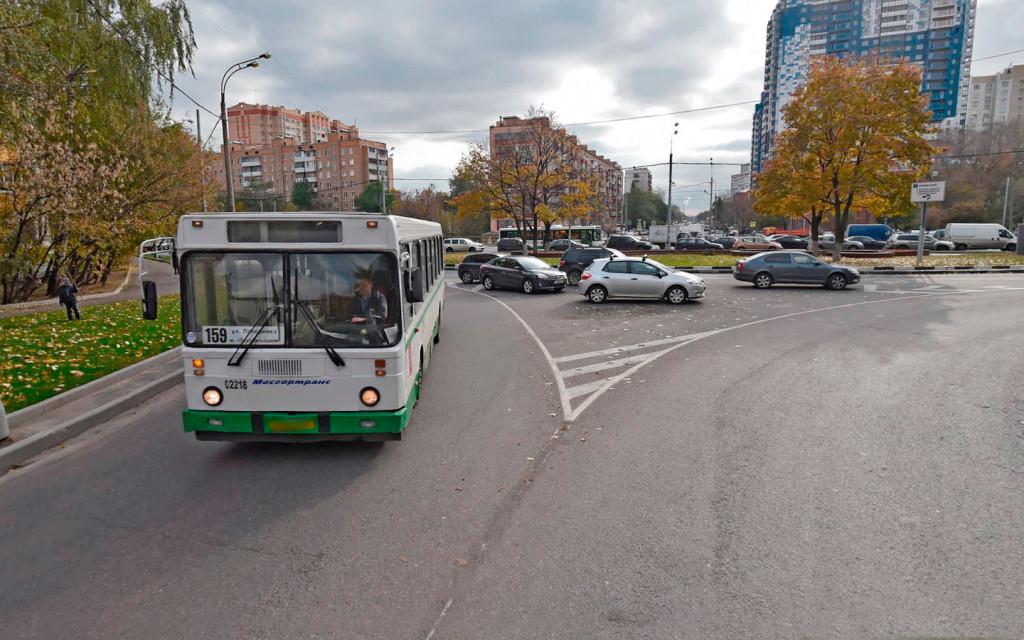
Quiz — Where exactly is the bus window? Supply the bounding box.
[183,253,285,346]
[288,253,400,348]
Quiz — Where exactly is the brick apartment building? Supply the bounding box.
[488,116,623,231]
[217,103,393,210]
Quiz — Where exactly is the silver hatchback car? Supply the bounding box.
[578,257,705,304]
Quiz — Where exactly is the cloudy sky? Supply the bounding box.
[172,0,1023,216]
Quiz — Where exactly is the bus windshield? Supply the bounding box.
[183,252,401,349]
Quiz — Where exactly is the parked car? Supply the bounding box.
[443,237,484,253]
[674,237,724,251]
[845,235,887,250]
[558,247,626,286]
[606,234,656,251]
[733,251,860,290]
[710,236,738,249]
[479,256,567,293]
[733,235,782,251]
[768,234,809,250]
[818,234,865,251]
[943,223,1017,251]
[846,223,894,242]
[496,237,526,253]
[457,252,505,284]
[887,233,954,251]
[578,257,705,304]
[546,238,586,252]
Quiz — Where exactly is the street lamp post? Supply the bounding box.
[666,123,678,242]
[381,146,394,214]
[220,53,271,212]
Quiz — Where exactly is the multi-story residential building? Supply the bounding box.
[965,65,1024,131]
[751,0,977,173]
[488,116,623,230]
[626,167,653,192]
[217,128,393,211]
[730,164,752,196]
[226,102,351,146]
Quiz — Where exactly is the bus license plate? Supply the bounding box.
[265,416,317,433]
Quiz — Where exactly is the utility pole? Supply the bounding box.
[709,157,714,231]
[196,109,208,212]
[1002,176,1011,228]
[665,123,678,247]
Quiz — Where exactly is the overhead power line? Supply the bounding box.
[973,48,1024,63]
[361,100,759,135]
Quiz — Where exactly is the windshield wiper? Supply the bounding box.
[227,304,280,367]
[292,299,346,367]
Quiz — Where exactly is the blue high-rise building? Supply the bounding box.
[751,0,976,174]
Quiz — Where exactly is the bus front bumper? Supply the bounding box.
[183,387,417,442]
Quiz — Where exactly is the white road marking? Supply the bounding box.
[424,598,453,640]
[552,332,710,364]
[560,350,673,379]
[565,378,615,400]
[448,283,572,421]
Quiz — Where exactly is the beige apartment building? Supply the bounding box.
[488,116,623,231]
[965,65,1024,131]
[217,103,393,210]
[226,102,342,146]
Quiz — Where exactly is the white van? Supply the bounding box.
[943,223,1017,251]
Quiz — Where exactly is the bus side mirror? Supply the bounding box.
[142,280,158,320]
[408,269,426,303]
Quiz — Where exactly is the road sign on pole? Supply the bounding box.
[911,181,945,203]
[911,181,945,266]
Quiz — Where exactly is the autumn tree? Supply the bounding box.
[0,1,199,302]
[451,110,596,249]
[754,57,934,259]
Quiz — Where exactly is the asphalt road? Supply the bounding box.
[1,273,1022,639]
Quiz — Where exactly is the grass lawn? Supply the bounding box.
[0,296,181,413]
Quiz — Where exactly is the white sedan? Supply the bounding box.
[443,237,484,253]
[578,257,705,304]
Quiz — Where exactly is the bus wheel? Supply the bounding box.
[433,320,440,344]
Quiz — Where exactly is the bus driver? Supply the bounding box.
[351,268,388,324]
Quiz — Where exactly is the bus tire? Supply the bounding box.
[433,320,440,344]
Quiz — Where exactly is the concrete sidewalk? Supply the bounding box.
[0,348,182,474]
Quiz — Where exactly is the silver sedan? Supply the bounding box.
[578,257,705,304]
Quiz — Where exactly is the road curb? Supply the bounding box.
[0,368,182,475]
[7,347,182,430]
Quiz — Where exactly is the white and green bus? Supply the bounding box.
[140,213,444,442]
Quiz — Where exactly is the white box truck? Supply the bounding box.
[649,223,704,249]
[943,223,1017,251]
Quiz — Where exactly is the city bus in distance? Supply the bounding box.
[498,225,605,248]
[139,212,444,442]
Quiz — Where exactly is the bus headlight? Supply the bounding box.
[360,387,380,407]
[202,386,223,407]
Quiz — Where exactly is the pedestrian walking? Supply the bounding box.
[57,276,81,320]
